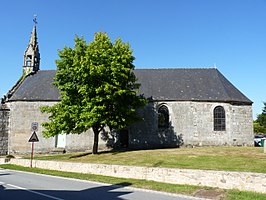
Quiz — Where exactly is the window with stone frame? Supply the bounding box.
[214,106,226,131]
[158,105,169,128]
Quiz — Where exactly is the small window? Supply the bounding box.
[34,57,39,67]
[214,106,226,131]
[26,55,32,67]
[158,105,169,128]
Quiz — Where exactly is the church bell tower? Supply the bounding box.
[23,16,40,76]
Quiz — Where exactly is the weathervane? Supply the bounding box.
[33,14,38,25]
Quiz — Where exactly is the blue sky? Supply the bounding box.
[0,0,265,119]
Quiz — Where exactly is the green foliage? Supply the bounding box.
[253,121,266,134]
[256,102,266,131]
[227,190,266,200]
[41,32,146,153]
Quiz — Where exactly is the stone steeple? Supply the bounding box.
[23,16,40,75]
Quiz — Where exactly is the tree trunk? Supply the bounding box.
[92,126,99,154]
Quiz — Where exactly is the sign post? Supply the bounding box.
[28,130,39,168]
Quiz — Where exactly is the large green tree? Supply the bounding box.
[41,32,146,154]
[256,102,266,130]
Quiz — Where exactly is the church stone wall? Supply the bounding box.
[6,101,108,154]
[0,107,9,155]
[129,101,253,149]
[6,100,253,154]
[7,101,56,154]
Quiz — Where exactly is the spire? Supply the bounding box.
[29,24,37,47]
[23,15,40,76]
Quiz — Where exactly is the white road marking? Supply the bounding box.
[3,182,64,200]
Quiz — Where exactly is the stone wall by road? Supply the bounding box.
[9,159,266,194]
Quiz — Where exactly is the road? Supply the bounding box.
[0,168,205,200]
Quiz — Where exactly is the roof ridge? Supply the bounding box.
[135,67,216,70]
[2,73,30,103]
[38,69,56,72]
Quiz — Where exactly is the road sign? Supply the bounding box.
[28,131,39,142]
[28,131,39,168]
[31,122,38,131]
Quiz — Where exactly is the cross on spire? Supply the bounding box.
[33,14,38,26]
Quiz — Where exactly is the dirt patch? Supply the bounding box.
[193,189,226,200]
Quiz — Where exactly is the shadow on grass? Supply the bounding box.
[69,152,91,158]
[69,149,135,158]
[70,146,183,158]
[152,161,164,167]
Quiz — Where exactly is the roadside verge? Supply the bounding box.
[2,158,265,194]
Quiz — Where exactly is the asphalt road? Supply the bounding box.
[0,168,204,200]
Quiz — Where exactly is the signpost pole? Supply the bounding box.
[30,142,34,168]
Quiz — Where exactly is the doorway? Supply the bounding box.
[119,129,129,148]
[56,133,66,148]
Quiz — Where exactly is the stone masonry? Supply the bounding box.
[129,101,253,149]
[8,158,266,194]
[6,101,108,154]
[5,100,253,154]
[0,105,9,155]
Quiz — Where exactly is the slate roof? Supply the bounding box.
[7,68,252,105]
[8,70,60,101]
[134,68,252,104]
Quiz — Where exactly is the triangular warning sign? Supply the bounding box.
[28,131,39,142]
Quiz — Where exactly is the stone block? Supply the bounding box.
[9,159,266,194]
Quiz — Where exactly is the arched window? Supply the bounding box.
[214,106,226,131]
[158,105,169,128]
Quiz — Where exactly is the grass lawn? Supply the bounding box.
[31,146,266,173]
[3,146,266,199]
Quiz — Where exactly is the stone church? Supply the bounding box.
[0,23,253,154]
